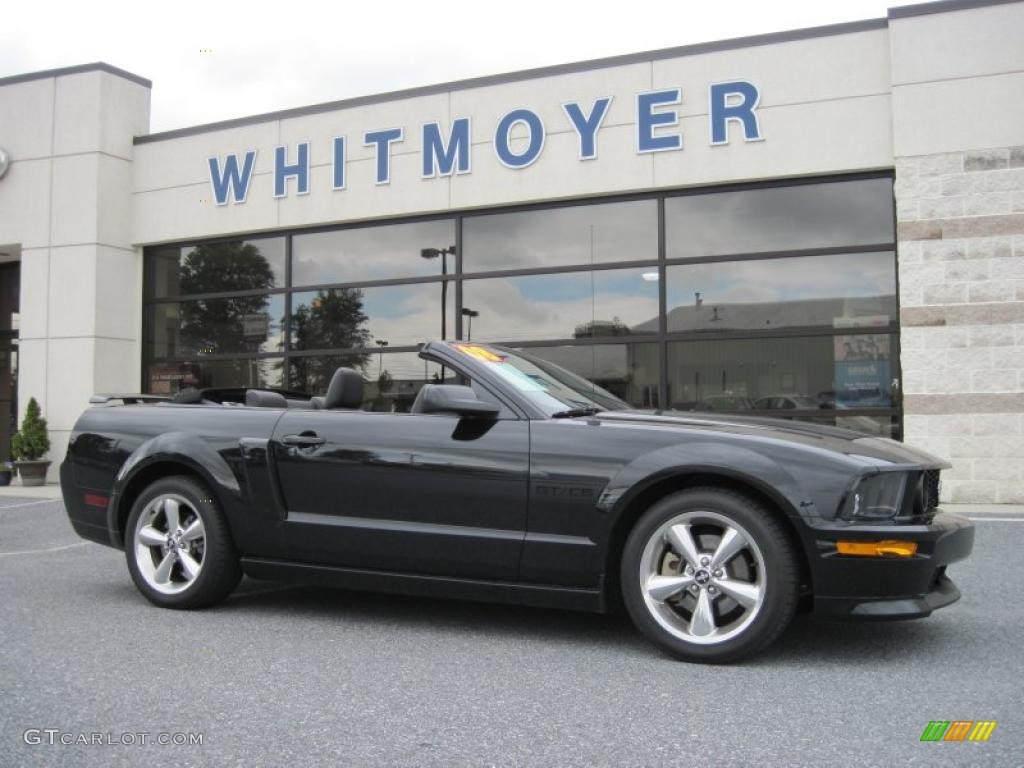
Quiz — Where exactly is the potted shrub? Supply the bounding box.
[0,460,12,486]
[11,398,51,486]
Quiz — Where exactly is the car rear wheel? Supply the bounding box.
[125,476,241,609]
[621,487,799,663]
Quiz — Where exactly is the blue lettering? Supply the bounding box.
[332,136,346,190]
[637,89,682,153]
[494,109,545,169]
[207,151,257,205]
[709,81,762,145]
[364,128,404,184]
[563,98,612,160]
[422,118,471,177]
[274,142,310,197]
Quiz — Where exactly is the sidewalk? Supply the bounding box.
[0,482,62,500]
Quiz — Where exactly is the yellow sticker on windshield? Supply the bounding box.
[455,344,505,363]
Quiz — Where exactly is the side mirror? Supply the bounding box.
[417,384,500,418]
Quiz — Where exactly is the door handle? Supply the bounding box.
[282,433,325,447]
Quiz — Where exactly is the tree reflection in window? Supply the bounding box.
[178,242,277,384]
[288,288,372,393]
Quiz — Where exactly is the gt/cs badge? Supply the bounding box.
[534,484,596,499]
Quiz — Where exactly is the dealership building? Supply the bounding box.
[0,0,1021,501]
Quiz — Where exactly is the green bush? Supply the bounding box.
[11,397,50,462]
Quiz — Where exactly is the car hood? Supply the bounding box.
[592,409,950,469]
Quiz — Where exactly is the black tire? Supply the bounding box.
[124,475,241,609]
[620,487,799,663]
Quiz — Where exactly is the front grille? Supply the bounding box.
[920,470,941,513]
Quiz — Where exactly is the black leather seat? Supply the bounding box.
[245,389,287,408]
[324,368,363,409]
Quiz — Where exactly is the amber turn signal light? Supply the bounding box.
[836,539,918,557]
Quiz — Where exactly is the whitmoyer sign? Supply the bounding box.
[207,80,763,205]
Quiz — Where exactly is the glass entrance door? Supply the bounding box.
[0,261,20,460]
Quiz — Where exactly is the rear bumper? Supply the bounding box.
[805,510,974,620]
[60,459,119,549]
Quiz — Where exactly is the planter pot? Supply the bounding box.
[0,470,11,486]
[14,460,50,487]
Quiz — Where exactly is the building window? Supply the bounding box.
[146,237,286,296]
[462,200,657,272]
[665,251,897,333]
[461,268,660,343]
[142,174,899,434]
[666,335,898,437]
[664,177,894,259]
[145,295,286,358]
[290,284,454,350]
[292,220,455,286]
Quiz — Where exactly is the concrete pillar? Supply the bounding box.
[0,64,150,479]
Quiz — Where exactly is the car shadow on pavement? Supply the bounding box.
[218,578,963,665]
[224,578,648,652]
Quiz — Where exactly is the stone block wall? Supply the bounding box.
[896,147,1024,503]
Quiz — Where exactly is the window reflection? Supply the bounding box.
[147,237,286,297]
[667,252,896,332]
[291,283,453,351]
[667,335,893,412]
[463,200,657,272]
[146,358,284,394]
[462,268,660,342]
[147,294,285,357]
[292,220,455,287]
[666,179,894,259]
[289,352,454,412]
[509,344,660,409]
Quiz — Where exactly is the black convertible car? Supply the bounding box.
[61,341,974,662]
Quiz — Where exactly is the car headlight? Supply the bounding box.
[840,472,907,521]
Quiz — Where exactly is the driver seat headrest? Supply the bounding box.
[324,368,363,409]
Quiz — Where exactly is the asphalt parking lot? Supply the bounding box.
[1,497,1021,767]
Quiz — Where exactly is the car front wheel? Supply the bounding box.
[621,487,799,663]
[124,476,241,609]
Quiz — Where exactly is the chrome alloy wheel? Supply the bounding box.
[638,510,766,645]
[133,494,206,595]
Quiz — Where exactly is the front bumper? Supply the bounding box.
[804,510,974,620]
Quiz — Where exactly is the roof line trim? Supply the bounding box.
[0,61,151,89]
[133,16,887,145]
[888,0,1021,19]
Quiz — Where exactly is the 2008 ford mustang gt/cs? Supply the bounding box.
[61,341,974,663]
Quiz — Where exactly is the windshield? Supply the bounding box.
[451,343,630,415]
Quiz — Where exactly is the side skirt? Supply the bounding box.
[239,557,606,613]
